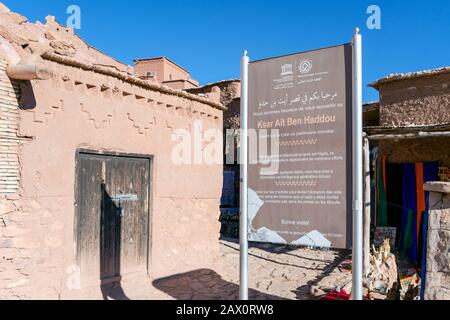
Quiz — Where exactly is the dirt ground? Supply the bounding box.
[90,239,349,300]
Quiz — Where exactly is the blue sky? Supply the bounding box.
[3,0,449,102]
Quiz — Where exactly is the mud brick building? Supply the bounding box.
[365,67,450,299]
[0,4,225,299]
[366,67,450,165]
[187,80,242,237]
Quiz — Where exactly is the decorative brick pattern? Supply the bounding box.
[0,59,20,195]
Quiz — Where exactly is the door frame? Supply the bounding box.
[74,148,154,284]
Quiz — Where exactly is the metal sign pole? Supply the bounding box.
[239,50,249,300]
[352,28,363,300]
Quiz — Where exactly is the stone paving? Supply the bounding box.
[95,239,349,300]
[214,239,349,300]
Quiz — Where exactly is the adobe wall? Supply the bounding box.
[378,73,450,127]
[378,138,450,167]
[0,59,19,194]
[163,60,190,82]
[134,58,191,84]
[135,59,165,82]
[0,54,224,299]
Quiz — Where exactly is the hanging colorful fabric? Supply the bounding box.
[400,164,410,252]
[401,209,414,259]
[415,163,425,250]
[400,163,417,263]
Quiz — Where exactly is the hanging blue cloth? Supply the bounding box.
[423,162,439,184]
[400,163,416,258]
[400,165,407,255]
[400,164,418,263]
[420,162,439,300]
[420,207,429,300]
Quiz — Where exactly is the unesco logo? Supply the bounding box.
[298,59,313,74]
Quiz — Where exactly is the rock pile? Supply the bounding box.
[366,239,398,298]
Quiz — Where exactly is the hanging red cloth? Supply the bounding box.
[415,163,425,249]
[320,290,351,300]
[319,290,370,300]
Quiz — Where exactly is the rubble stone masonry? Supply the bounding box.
[374,71,450,166]
[424,182,450,300]
[378,73,450,127]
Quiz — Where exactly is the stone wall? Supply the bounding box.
[187,80,241,130]
[378,73,450,127]
[424,182,450,300]
[373,71,450,166]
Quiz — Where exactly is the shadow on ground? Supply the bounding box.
[100,282,130,300]
[220,236,344,260]
[220,240,346,269]
[292,250,350,299]
[153,269,287,300]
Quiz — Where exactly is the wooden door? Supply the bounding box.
[76,152,151,283]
